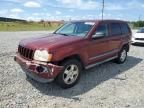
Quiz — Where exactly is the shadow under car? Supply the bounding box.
[26,56,142,99]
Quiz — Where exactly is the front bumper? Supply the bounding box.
[131,38,144,44]
[14,53,63,83]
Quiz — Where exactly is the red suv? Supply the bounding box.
[14,20,132,88]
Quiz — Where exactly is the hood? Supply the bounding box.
[134,33,144,38]
[19,33,83,51]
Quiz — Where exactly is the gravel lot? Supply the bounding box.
[0,31,144,108]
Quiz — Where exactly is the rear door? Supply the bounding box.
[109,22,122,52]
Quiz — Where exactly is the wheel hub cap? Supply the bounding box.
[63,64,79,84]
[120,50,126,62]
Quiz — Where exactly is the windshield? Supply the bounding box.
[137,28,144,33]
[54,22,95,37]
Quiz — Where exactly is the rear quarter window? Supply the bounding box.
[120,23,130,34]
[110,23,121,36]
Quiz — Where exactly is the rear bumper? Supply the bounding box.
[14,53,63,83]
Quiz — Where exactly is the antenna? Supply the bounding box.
[102,0,104,20]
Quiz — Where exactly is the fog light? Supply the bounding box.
[36,65,50,73]
[36,66,44,73]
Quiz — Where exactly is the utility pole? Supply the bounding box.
[138,15,141,21]
[138,15,141,27]
[6,17,8,31]
[102,0,104,20]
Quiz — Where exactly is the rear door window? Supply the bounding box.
[110,23,121,36]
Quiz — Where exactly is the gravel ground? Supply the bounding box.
[0,31,144,108]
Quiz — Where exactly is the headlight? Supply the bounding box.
[34,50,52,62]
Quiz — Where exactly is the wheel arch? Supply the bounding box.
[121,43,130,52]
[57,54,85,69]
[123,43,129,52]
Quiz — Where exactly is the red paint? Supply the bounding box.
[15,20,132,81]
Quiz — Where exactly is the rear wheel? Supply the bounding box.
[115,47,127,64]
[56,59,82,89]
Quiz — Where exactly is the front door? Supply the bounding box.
[87,23,110,64]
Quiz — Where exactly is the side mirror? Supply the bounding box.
[93,32,105,38]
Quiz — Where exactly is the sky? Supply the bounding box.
[0,0,144,21]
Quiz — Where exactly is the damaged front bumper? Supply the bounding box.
[14,53,63,83]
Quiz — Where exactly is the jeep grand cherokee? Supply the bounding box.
[14,20,132,89]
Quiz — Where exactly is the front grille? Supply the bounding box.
[18,45,34,60]
[135,38,144,40]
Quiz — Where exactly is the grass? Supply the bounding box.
[0,21,62,31]
[0,21,139,32]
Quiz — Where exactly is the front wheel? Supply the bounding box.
[56,59,82,89]
[115,47,127,64]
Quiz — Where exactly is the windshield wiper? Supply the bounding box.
[60,33,69,36]
[54,33,69,36]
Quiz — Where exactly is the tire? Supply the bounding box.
[56,59,82,89]
[115,47,127,64]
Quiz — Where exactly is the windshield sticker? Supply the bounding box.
[85,22,95,25]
